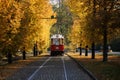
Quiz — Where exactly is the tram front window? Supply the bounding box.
[53,39,59,45]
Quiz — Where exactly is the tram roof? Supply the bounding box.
[51,34,64,39]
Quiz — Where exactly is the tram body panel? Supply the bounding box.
[50,34,64,56]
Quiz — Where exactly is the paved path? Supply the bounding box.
[6,55,93,80]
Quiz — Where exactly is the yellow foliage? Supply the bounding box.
[0,0,56,55]
[20,0,56,51]
[65,0,93,48]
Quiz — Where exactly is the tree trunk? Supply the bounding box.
[80,44,82,55]
[7,52,12,64]
[103,0,108,62]
[91,42,95,59]
[103,26,108,62]
[85,45,88,56]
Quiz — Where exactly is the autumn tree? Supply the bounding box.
[0,0,23,57]
[65,0,92,49]
[15,0,56,53]
[65,0,120,61]
[0,0,56,57]
[50,0,73,45]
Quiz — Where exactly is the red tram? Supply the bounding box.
[50,34,64,56]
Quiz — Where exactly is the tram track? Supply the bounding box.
[26,54,95,80]
[28,55,69,80]
[62,57,68,80]
[27,57,52,80]
[6,54,96,80]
